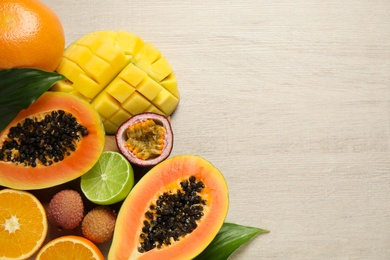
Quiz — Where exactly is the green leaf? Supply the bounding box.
[0,68,66,132]
[194,222,269,260]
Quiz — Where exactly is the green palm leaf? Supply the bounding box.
[0,68,66,131]
[194,222,269,260]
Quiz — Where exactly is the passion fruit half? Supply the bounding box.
[116,112,173,167]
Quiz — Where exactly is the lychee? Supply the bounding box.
[47,189,84,230]
[81,206,116,243]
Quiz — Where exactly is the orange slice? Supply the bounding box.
[0,188,48,259]
[36,235,105,260]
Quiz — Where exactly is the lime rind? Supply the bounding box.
[81,151,134,205]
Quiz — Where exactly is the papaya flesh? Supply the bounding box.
[0,92,105,190]
[108,155,229,260]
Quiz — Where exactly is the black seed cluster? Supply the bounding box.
[0,110,88,167]
[138,176,207,253]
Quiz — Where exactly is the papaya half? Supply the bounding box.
[0,92,105,190]
[108,155,229,260]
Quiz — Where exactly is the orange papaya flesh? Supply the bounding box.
[0,92,105,190]
[108,155,229,260]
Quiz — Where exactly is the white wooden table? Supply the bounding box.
[41,1,390,259]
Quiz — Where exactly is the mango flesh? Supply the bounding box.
[51,30,179,134]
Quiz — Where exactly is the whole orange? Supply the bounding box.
[0,0,65,71]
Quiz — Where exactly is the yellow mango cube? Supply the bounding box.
[134,42,161,65]
[92,92,120,119]
[95,43,130,72]
[67,45,94,70]
[84,56,115,85]
[63,43,77,59]
[152,89,179,115]
[110,109,132,127]
[56,59,88,87]
[120,63,147,87]
[73,73,102,99]
[116,30,144,56]
[50,80,73,93]
[105,78,135,103]
[144,105,164,115]
[122,92,151,115]
[161,73,179,98]
[102,119,118,135]
[136,77,163,101]
[151,57,173,82]
[77,34,104,53]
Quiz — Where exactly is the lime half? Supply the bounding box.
[81,151,134,205]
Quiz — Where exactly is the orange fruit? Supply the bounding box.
[0,188,48,259]
[36,235,105,260]
[0,0,65,71]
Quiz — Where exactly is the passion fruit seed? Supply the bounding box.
[0,110,88,167]
[138,175,206,253]
[125,119,165,160]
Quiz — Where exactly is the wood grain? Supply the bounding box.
[38,0,390,259]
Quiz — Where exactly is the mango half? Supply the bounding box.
[52,30,179,134]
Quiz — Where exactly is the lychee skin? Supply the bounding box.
[47,189,84,230]
[81,206,116,243]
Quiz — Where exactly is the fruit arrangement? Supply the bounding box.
[0,1,268,259]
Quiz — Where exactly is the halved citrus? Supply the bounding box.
[35,235,104,260]
[81,151,135,205]
[0,188,48,259]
